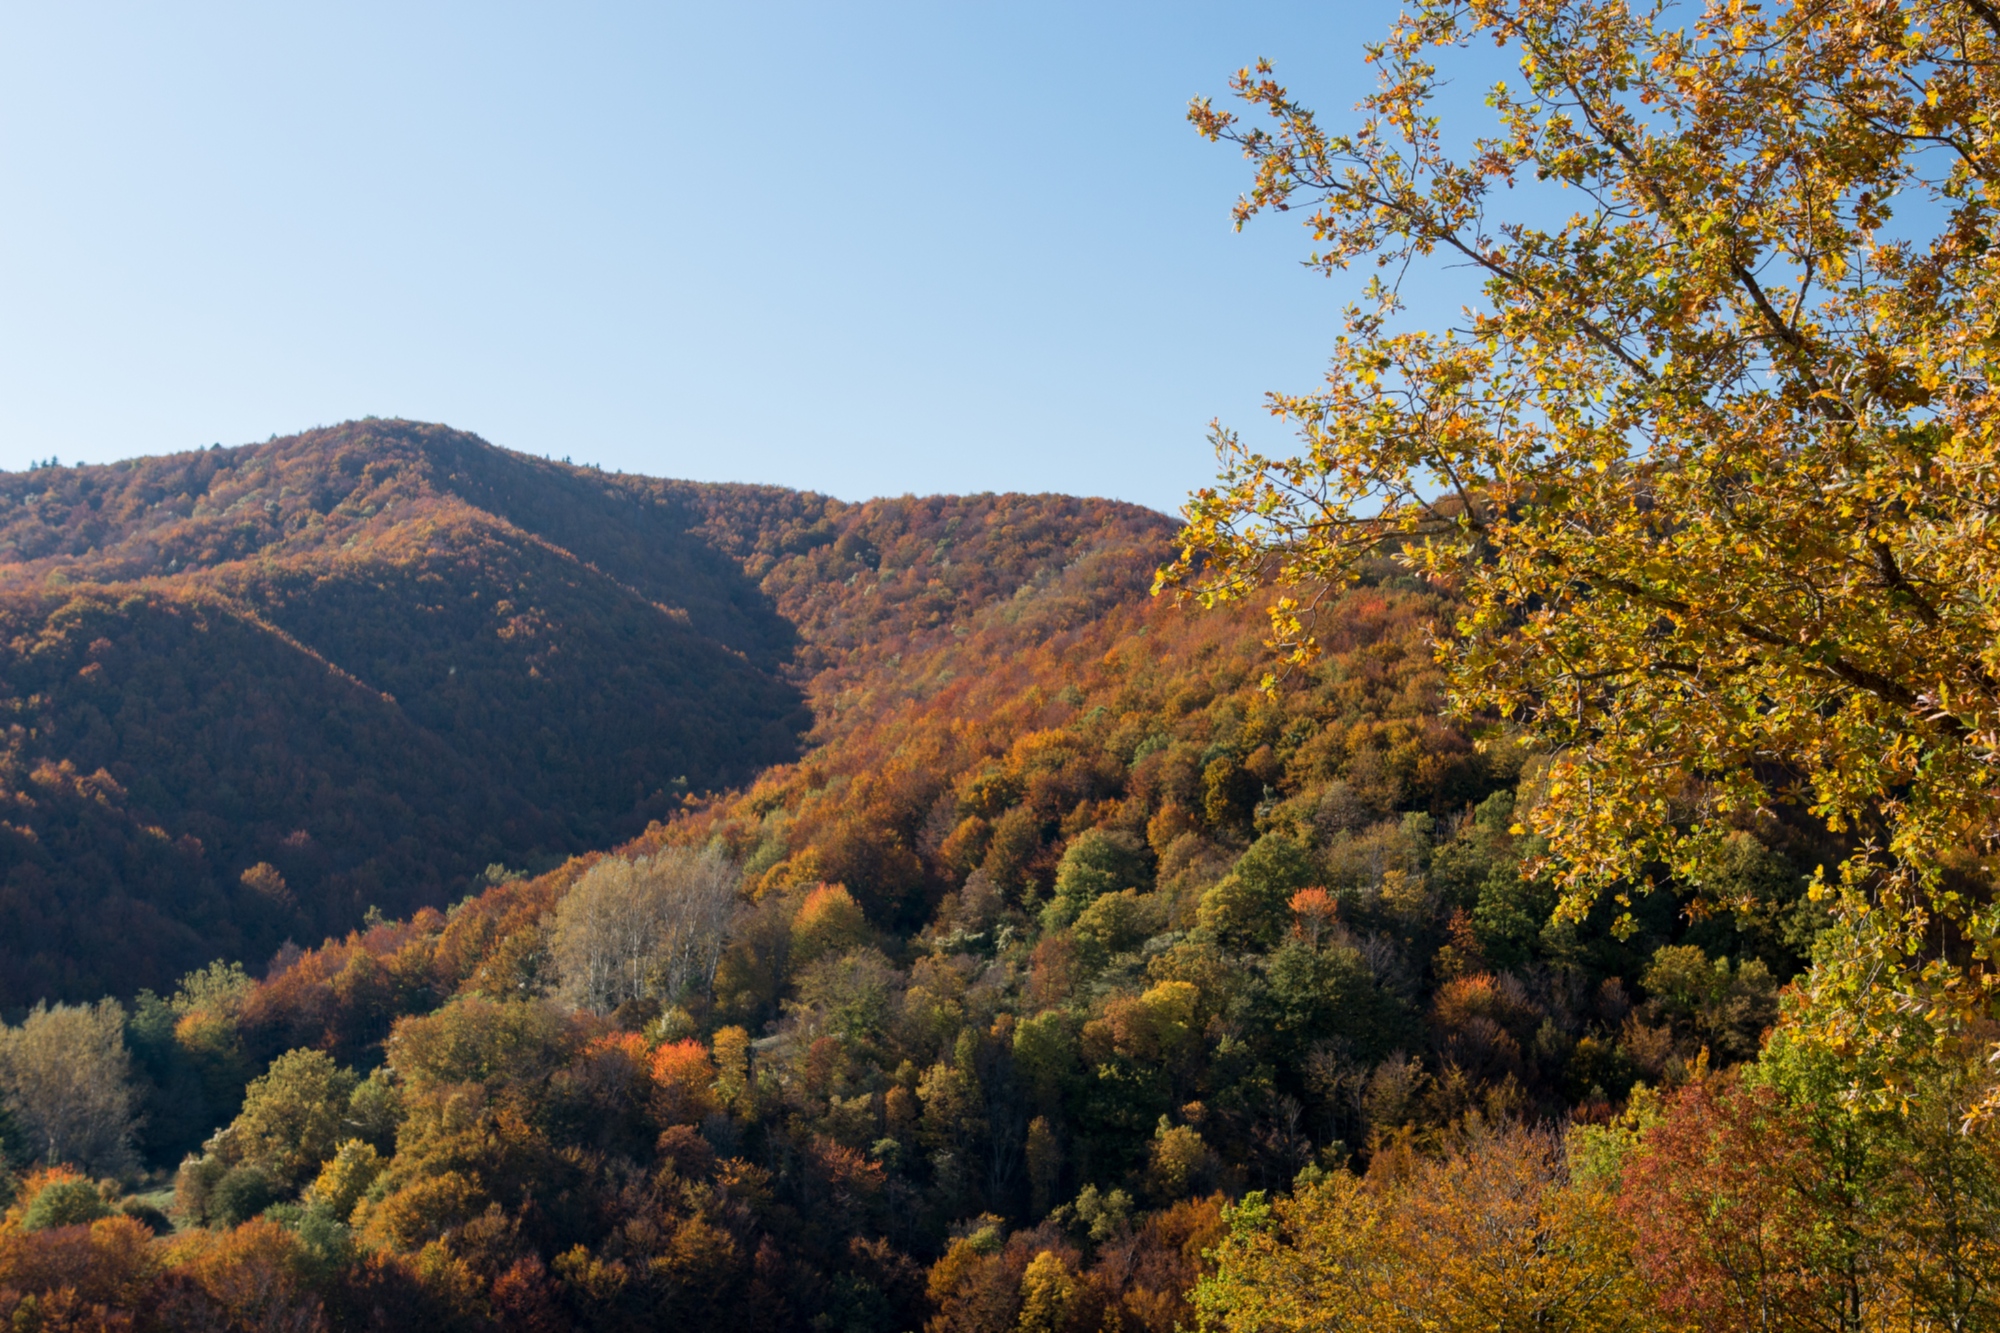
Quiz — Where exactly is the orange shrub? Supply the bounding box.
[650,1038,718,1125]
[1288,887,1337,948]
[164,1218,324,1331]
[0,1215,156,1309]
[791,883,869,966]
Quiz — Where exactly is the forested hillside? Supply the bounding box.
[0,421,1166,1005]
[6,0,1999,1321]
[1,433,1919,1328]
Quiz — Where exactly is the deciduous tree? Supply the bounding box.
[0,1002,137,1174]
[551,848,739,1014]
[1166,0,2000,1106]
[1194,1122,1657,1332]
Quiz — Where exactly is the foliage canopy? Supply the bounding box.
[1165,0,2000,1110]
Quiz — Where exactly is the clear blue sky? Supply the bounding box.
[0,2,1419,514]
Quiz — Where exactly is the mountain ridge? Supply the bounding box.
[0,420,1173,1006]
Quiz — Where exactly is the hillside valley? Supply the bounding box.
[0,421,1169,1005]
[0,420,1941,1333]
[2,0,1995,1322]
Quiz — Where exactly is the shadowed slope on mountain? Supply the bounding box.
[0,585,523,1003]
[0,421,1171,1003]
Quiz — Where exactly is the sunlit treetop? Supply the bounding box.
[1163,0,2000,1114]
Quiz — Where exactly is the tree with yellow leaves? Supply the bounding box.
[1166,0,2000,1111]
[1193,1121,1662,1332]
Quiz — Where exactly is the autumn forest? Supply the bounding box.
[5,0,2000,1329]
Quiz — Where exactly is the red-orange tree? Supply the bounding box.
[1166,0,2000,1109]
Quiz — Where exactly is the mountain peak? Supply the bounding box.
[0,423,1171,1004]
